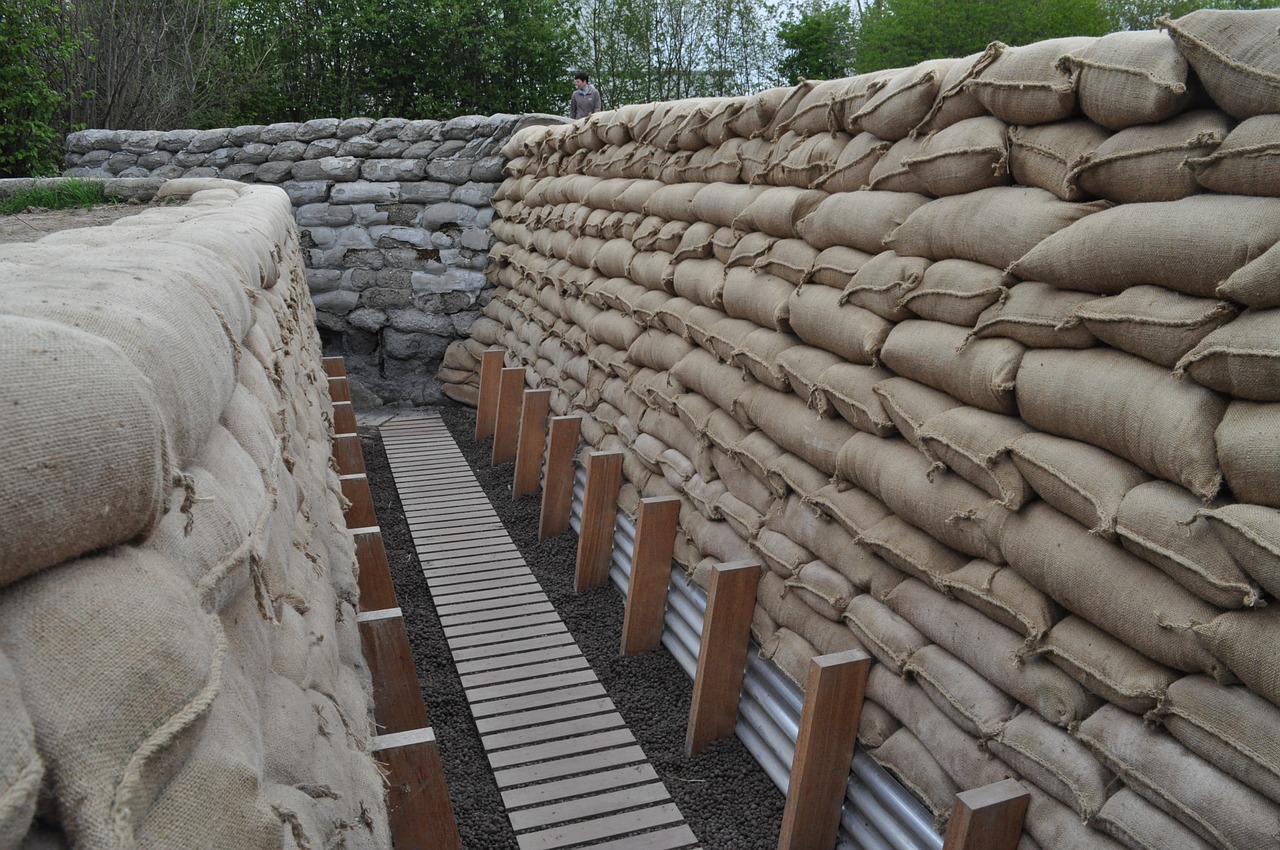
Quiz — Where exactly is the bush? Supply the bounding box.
[0,0,76,178]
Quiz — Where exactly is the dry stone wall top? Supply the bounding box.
[456,10,1280,848]
[63,113,569,406]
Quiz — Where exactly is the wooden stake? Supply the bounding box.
[778,650,872,850]
[475,348,505,441]
[332,433,366,476]
[685,561,761,756]
[573,451,624,593]
[374,729,461,850]
[539,416,582,540]
[340,474,377,529]
[354,530,398,613]
[328,375,352,403]
[620,497,682,656]
[332,401,357,435]
[491,367,525,466]
[359,610,430,734]
[514,389,552,498]
[942,779,1030,850]
[322,356,347,378]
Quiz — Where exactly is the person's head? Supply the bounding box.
[574,72,589,90]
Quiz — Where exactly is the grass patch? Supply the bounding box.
[0,179,109,215]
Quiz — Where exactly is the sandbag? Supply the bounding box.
[904,644,1019,739]
[788,285,892,365]
[815,362,896,435]
[914,45,1004,134]
[1038,615,1179,715]
[1008,120,1112,201]
[917,406,1033,507]
[935,559,1063,641]
[806,245,875,288]
[881,320,1024,415]
[1160,8,1280,119]
[0,650,40,850]
[857,514,969,589]
[841,593,927,675]
[796,191,930,254]
[898,258,1010,327]
[866,136,931,194]
[810,133,891,193]
[988,710,1114,819]
[872,377,964,450]
[1061,29,1196,129]
[966,37,1096,125]
[1176,307,1280,401]
[902,116,1012,197]
[853,59,954,141]
[1094,788,1216,850]
[839,250,926,321]
[1188,114,1280,197]
[970,280,1097,349]
[1194,606,1280,707]
[1075,285,1237,369]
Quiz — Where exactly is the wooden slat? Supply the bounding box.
[574,451,624,593]
[686,561,761,756]
[340,474,378,530]
[488,728,636,770]
[332,433,366,475]
[332,401,357,435]
[359,616,430,735]
[377,736,461,850]
[476,349,506,441]
[436,600,556,629]
[322,356,347,378]
[587,824,699,850]
[493,367,527,466]
[942,779,1031,850]
[621,496,681,655]
[501,763,659,811]
[509,782,670,832]
[514,389,553,498]
[467,668,600,705]
[328,375,352,402]
[462,655,592,690]
[452,632,578,665]
[444,622,570,652]
[456,642,581,676]
[493,744,649,789]
[539,416,581,540]
[354,531,398,613]
[469,682,610,720]
[515,802,685,850]
[777,650,872,850]
[483,710,625,752]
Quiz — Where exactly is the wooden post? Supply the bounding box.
[573,451,624,593]
[328,375,352,403]
[777,650,872,850]
[322,356,347,378]
[513,389,552,498]
[491,367,525,466]
[475,348,505,442]
[354,530,398,613]
[332,401,357,436]
[340,474,378,530]
[620,497,682,656]
[359,608,430,735]
[332,433,366,476]
[685,561,761,756]
[539,416,582,540]
[374,729,462,850]
[942,779,1031,850]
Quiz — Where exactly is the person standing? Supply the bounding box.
[570,72,602,119]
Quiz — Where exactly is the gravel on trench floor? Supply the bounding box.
[360,403,785,850]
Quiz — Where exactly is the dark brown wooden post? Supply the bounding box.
[491,367,525,466]
[620,496,682,655]
[475,348,505,441]
[942,779,1031,850]
[573,451,624,593]
[332,433,366,475]
[332,401,357,436]
[539,416,582,540]
[777,650,872,850]
[354,530,398,613]
[328,375,352,403]
[685,561,761,756]
[340,474,377,529]
[374,728,461,850]
[322,356,347,378]
[514,389,553,498]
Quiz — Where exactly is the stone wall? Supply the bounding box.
[62,113,567,405]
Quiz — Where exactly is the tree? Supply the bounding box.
[853,0,1111,73]
[0,0,76,175]
[777,2,858,84]
[1104,0,1273,32]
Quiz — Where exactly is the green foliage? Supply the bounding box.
[0,0,76,177]
[853,0,1111,73]
[0,178,107,214]
[1105,0,1274,32]
[777,3,857,84]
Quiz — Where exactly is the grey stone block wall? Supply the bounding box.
[62,113,568,405]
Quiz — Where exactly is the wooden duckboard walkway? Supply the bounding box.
[380,412,701,850]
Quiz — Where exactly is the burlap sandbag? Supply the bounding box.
[810,133,892,193]
[1066,109,1231,204]
[752,523,812,575]
[796,191,930,254]
[775,79,847,136]
[1076,285,1237,369]
[1017,348,1226,499]
[839,250,926,321]
[915,45,1004,134]
[699,98,747,146]
[966,37,1096,125]
[784,560,856,621]
[872,376,964,450]
[990,501,1225,676]
[1216,402,1280,513]
[1177,307,1280,401]
[765,494,900,593]
[866,664,1013,791]
[815,362,896,435]
[642,182,706,223]
[853,59,955,141]
[1007,120,1111,201]
[1160,8,1280,119]
[670,258,727,310]
[841,593,928,674]
[758,572,865,657]
[1188,114,1280,197]
[0,317,169,586]
[0,549,222,849]
[806,245,875,288]
[1117,480,1260,609]
[671,348,756,424]
[970,280,1097,349]
[881,320,1024,415]
[760,629,820,689]
[725,231,777,271]
[753,238,819,286]
[1008,430,1150,539]
[1009,195,1280,298]
[766,452,830,500]
[903,116,1012,198]
[1061,29,1196,130]
[917,406,1033,507]
[0,650,40,850]
[1021,784,1125,850]
[1194,606,1280,707]
[1094,787,1216,850]
[745,387,858,475]
[899,258,1010,327]
[721,267,794,332]
[988,710,1114,818]
[777,345,844,410]
[836,71,900,134]
[837,431,1006,562]
[859,699,902,749]
[766,132,851,188]
[1038,615,1179,714]
[886,578,1100,726]
[732,187,828,239]
[904,643,1019,738]
[935,559,1063,641]
[788,285,892,365]
[731,328,802,391]
[884,185,1108,270]
[866,135,931,194]
[725,431,785,498]
[868,728,959,825]
[857,514,967,588]
[1080,703,1280,850]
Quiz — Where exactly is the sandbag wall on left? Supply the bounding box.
[0,179,390,850]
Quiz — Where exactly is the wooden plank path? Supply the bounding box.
[380,412,701,850]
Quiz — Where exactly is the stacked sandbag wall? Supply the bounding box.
[60,114,568,406]
[0,179,390,850]
[460,10,1280,850]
